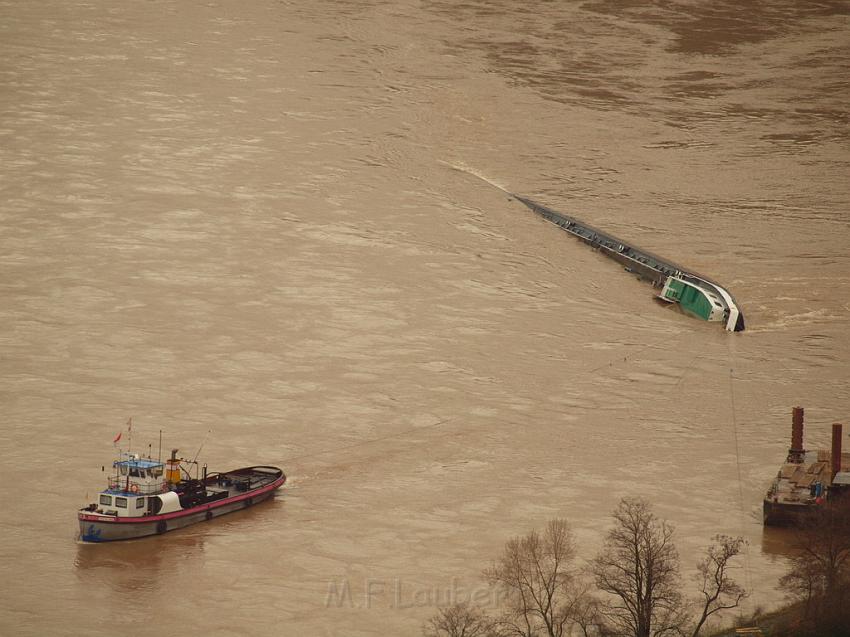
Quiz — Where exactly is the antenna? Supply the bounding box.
[191,430,211,465]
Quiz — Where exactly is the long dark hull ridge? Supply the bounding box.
[513,195,745,332]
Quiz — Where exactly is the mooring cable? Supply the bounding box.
[728,364,756,600]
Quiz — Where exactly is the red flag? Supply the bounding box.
[113,431,122,444]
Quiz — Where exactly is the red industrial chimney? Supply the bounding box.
[788,406,805,463]
[831,423,843,481]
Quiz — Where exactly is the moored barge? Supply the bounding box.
[763,406,849,525]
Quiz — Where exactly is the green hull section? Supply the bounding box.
[660,277,725,322]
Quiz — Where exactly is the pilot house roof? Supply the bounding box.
[113,458,164,470]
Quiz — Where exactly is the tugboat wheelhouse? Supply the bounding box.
[79,443,285,542]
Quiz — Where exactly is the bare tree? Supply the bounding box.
[690,535,748,637]
[779,552,819,611]
[590,497,684,637]
[571,593,610,637]
[424,602,502,637]
[779,500,850,635]
[484,518,587,637]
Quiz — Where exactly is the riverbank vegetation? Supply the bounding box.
[424,497,747,637]
[423,497,850,637]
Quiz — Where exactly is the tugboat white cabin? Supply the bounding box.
[94,453,185,518]
[79,444,285,542]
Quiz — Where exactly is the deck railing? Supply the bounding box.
[107,478,168,495]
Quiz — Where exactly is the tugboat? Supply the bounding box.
[79,447,286,542]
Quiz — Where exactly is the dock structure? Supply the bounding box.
[513,195,745,332]
[763,406,850,525]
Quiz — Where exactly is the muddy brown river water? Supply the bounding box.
[1,1,849,635]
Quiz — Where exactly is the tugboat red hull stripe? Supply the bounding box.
[78,475,286,523]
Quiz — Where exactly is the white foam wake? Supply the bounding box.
[439,160,511,194]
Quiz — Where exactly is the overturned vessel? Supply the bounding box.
[513,195,745,332]
[79,447,285,542]
[763,406,850,525]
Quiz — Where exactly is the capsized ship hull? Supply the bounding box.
[513,195,745,332]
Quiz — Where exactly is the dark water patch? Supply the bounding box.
[761,131,824,151]
[792,106,850,129]
[423,0,850,140]
[424,0,647,110]
[667,1,850,54]
[663,80,732,100]
[642,139,715,149]
[586,0,850,55]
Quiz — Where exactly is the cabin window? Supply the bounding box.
[115,497,128,508]
[119,465,128,476]
[130,467,141,477]
[151,467,163,478]
[99,495,112,506]
[136,497,145,509]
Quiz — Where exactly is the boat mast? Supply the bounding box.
[125,417,133,492]
[191,430,211,479]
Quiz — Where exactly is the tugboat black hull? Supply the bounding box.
[79,466,285,542]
